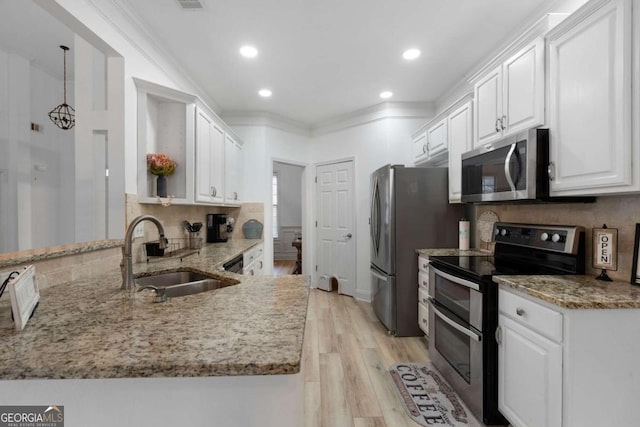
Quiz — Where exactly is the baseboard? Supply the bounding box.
[355,288,372,302]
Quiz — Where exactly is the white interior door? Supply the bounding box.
[315,160,355,296]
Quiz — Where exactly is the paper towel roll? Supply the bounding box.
[459,220,470,251]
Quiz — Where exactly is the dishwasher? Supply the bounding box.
[223,254,244,273]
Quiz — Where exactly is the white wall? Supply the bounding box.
[309,117,424,300]
[0,48,75,252]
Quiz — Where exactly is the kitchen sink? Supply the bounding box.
[134,270,236,301]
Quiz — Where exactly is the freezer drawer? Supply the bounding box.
[371,266,396,335]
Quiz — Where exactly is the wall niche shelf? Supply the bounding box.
[134,78,196,205]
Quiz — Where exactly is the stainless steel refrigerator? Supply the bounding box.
[370,165,462,337]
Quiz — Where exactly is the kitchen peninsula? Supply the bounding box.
[0,240,309,427]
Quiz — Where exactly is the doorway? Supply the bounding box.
[315,159,356,296]
[272,161,304,276]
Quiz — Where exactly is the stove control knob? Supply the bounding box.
[552,233,562,243]
[495,227,500,236]
[500,228,508,237]
[541,232,550,241]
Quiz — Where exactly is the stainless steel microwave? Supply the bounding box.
[461,128,549,202]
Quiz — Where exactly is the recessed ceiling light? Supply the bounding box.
[403,48,421,60]
[259,89,272,97]
[240,45,258,58]
[380,91,393,99]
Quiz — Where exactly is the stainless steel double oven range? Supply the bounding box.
[427,222,585,425]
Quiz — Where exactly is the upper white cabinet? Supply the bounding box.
[224,134,244,204]
[135,78,245,206]
[195,105,225,204]
[426,117,448,159]
[134,78,196,204]
[547,0,639,196]
[412,119,448,166]
[473,37,545,148]
[447,100,473,203]
[412,130,428,164]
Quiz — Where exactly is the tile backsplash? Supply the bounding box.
[475,193,640,282]
[126,194,264,263]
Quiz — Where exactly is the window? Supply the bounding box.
[272,172,279,238]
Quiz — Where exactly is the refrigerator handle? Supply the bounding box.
[370,268,388,281]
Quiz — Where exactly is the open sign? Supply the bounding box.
[593,227,618,271]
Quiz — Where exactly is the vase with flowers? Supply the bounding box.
[147,153,177,198]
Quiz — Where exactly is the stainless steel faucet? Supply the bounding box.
[121,215,166,291]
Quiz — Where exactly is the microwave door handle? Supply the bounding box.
[504,143,517,192]
[430,301,481,342]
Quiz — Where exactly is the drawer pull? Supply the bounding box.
[516,307,525,316]
[422,281,427,287]
[422,318,427,324]
[422,298,429,304]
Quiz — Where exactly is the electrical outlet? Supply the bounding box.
[133,224,145,239]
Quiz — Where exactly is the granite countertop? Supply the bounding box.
[494,275,640,309]
[0,239,310,380]
[416,248,491,257]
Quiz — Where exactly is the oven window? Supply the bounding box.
[434,313,471,384]
[434,273,471,323]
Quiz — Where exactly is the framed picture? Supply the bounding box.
[592,226,618,271]
[631,224,640,285]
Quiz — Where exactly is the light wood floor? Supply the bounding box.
[303,289,430,427]
[273,260,297,276]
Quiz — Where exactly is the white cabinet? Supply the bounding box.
[447,101,473,203]
[412,122,447,166]
[412,131,428,164]
[417,256,430,336]
[498,285,640,427]
[243,243,264,276]
[195,106,225,204]
[224,134,243,204]
[134,78,196,204]
[426,117,448,160]
[498,289,562,427]
[473,38,544,148]
[547,0,638,196]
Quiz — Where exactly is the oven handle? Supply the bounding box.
[430,300,482,342]
[431,266,480,291]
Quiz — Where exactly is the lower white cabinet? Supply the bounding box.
[498,286,640,427]
[498,308,562,427]
[243,243,264,276]
[417,255,430,336]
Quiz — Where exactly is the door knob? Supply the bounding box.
[344,233,353,239]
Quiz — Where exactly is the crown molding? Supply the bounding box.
[310,102,434,137]
[221,111,312,137]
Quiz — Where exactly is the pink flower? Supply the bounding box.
[147,153,177,176]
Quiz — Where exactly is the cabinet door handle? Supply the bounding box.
[426,142,431,151]
[212,186,217,197]
[422,144,427,154]
[495,118,501,133]
[501,115,506,130]
[548,162,555,181]
[516,307,525,316]
[495,325,502,345]
[234,192,238,200]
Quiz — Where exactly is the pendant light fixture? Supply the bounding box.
[48,45,75,130]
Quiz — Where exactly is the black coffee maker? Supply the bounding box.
[206,214,231,243]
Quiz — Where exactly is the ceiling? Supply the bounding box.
[118,0,558,126]
[2,0,559,126]
[0,0,74,79]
